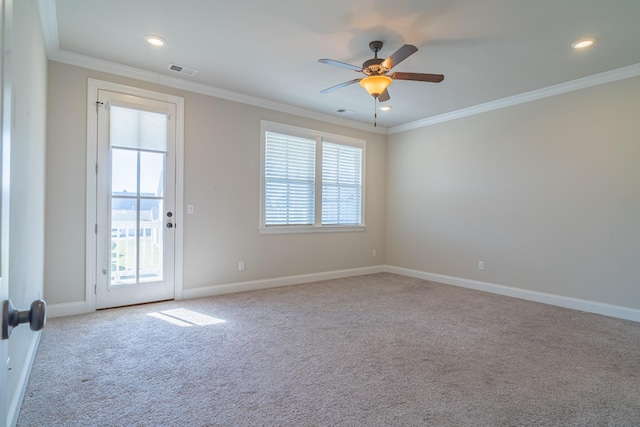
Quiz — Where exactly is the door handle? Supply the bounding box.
[2,299,46,340]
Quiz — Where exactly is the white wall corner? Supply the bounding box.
[37,0,59,55]
[384,265,640,323]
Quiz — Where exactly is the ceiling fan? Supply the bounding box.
[319,41,444,102]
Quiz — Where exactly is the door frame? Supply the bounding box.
[86,79,184,311]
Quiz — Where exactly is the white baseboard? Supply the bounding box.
[48,267,385,317]
[384,265,640,323]
[182,265,385,300]
[46,301,89,318]
[48,266,640,324]
[7,331,41,427]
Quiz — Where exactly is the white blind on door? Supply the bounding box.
[264,131,316,225]
[322,141,362,225]
[110,106,168,152]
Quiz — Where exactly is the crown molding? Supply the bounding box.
[48,48,387,135]
[388,62,640,134]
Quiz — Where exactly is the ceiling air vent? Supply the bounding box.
[167,63,198,76]
[336,108,355,115]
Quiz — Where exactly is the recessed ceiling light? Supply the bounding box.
[145,35,166,47]
[379,105,392,111]
[571,37,596,49]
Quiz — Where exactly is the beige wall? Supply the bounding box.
[45,58,639,313]
[45,61,386,305]
[386,76,640,309]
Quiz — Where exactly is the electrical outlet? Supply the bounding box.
[478,261,485,271]
[372,249,377,258]
[238,261,245,271]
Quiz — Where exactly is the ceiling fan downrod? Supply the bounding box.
[369,41,383,57]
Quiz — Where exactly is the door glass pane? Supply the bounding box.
[111,148,138,195]
[109,111,167,286]
[140,151,164,196]
[111,198,137,285]
[139,200,163,283]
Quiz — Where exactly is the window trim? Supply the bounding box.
[259,121,366,234]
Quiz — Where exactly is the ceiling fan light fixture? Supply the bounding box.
[359,75,392,98]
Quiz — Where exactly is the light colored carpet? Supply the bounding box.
[18,273,640,426]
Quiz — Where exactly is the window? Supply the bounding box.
[260,121,365,233]
[264,131,316,226]
[322,142,362,225]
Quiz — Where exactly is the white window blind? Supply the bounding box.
[109,106,168,152]
[322,142,362,225]
[264,131,316,225]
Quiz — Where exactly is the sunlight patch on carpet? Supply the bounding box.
[147,308,227,327]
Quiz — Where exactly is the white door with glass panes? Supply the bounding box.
[96,90,177,309]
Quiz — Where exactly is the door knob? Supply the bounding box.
[2,299,46,340]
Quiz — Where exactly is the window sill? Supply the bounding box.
[259,225,366,235]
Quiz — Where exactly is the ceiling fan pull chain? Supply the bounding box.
[374,97,377,127]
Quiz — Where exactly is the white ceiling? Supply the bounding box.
[41,0,640,130]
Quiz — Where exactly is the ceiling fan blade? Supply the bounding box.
[390,72,444,83]
[318,58,362,72]
[378,89,390,102]
[320,78,362,94]
[381,44,418,70]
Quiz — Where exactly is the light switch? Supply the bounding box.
[187,204,195,214]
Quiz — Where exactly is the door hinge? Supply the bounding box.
[95,101,103,113]
[96,163,98,174]
[94,284,97,295]
[95,224,98,234]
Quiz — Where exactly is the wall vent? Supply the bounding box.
[167,63,198,76]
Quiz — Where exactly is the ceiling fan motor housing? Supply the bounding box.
[364,41,389,75]
[362,58,388,75]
